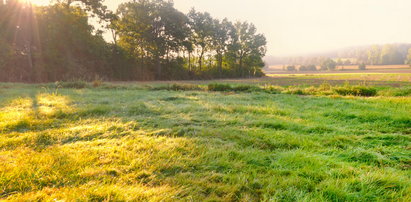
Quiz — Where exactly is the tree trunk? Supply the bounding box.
[239,56,243,77]
[156,55,162,79]
[217,52,223,78]
[199,46,205,72]
[188,51,191,72]
[140,52,144,80]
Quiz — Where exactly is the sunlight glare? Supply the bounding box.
[29,0,50,6]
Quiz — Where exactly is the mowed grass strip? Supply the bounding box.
[0,85,410,201]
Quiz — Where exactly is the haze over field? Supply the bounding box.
[103,0,411,56]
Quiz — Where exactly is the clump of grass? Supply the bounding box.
[60,80,88,89]
[282,87,305,95]
[146,82,387,97]
[263,85,284,94]
[232,85,262,92]
[152,84,202,91]
[334,85,377,96]
[208,84,261,92]
[208,83,232,91]
[92,79,103,88]
[379,87,411,97]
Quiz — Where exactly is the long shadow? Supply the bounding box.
[1,88,410,200]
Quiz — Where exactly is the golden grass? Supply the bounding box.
[0,82,410,201]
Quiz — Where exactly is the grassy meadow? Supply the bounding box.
[267,64,411,72]
[0,75,410,201]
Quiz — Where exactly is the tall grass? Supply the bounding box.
[0,84,409,201]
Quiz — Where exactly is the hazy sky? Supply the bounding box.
[82,0,411,56]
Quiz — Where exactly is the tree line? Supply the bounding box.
[0,0,267,82]
[267,44,411,68]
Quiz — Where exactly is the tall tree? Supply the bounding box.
[228,22,266,77]
[116,0,188,79]
[380,44,404,65]
[212,18,234,77]
[187,9,214,72]
[406,48,411,66]
[368,45,381,65]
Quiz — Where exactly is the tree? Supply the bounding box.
[358,63,366,70]
[35,4,112,81]
[286,65,296,71]
[368,45,381,65]
[306,65,317,71]
[320,58,336,71]
[0,0,267,82]
[344,59,352,65]
[406,48,411,66]
[380,44,404,65]
[188,9,214,72]
[212,18,234,77]
[336,58,343,65]
[116,0,189,79]
[59,0,114,21]
[228,22,267,77]
[0,0,38,81]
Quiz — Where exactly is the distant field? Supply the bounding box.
[266,64,411,74]
[111,72,411,87]
[0,77,410,201]
[265,73,411,86]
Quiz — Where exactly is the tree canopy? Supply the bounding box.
[0,0,267,82]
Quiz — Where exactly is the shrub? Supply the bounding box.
[208,83,232,91]
[380,87,411,97]
[300,65,317,71]
[153,84,202,91]
[307,65,317,71]
[282,87,305,95]
[286,65,296,71]
[358,64,366,70]
[92,76,103,88]
[334,86,377,96]
[299,65,307,71]
[393,88,411,96]
[232,85,261,92]
[263,85,284,94]
[320,58,337,71]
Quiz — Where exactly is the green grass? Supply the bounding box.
[0,81,410,201]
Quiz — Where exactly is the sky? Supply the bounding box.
[33,0,411,57]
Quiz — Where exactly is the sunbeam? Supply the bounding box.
[29,0,50,6]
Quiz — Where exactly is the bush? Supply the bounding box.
[232,85,261,92]
[320,59,337,71]
[299,65,317,71]
[307,65,317,71]
[358,64,367,70]
[334,86,377,96]
[392,88,411,96]
[263,85,284,94]
[92,75,104,88]
[379,87,411,97]
[153,84,202,91]
[286,66,296,71]
[208,83,232,91]
[299,65,307,71]
[282,87,305,95]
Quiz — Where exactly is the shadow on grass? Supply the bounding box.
[0,88,410,201]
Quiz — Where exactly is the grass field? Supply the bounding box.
[0,75,410,201]
[268,64,411,71]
